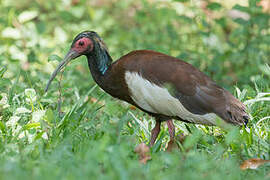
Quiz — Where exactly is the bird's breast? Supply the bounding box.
[125,71,218,125]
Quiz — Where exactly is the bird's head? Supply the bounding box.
[70,31,108,56]
[45,31,107,92]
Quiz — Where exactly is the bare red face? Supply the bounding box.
[72,37,93,54]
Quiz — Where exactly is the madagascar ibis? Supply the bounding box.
[45,31,249,146]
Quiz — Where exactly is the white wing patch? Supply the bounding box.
[125,71,218,125]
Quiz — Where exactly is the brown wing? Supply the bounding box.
[118,50,249,125]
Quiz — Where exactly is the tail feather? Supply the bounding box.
[223,94,249,126]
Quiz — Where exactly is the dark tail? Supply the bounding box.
[223,94,249,126]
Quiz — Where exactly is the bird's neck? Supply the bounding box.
[86,45,113,87]
[87,45,113,75]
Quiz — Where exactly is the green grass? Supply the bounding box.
[0,0,269,179]
[0,80,269,179]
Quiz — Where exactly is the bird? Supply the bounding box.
[45,31,249,146]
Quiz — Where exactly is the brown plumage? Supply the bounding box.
[107,50,249,125]
[46,31,249,146]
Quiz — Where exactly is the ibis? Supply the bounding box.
[46,31,249,146]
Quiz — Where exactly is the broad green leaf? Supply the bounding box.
[216,17,226,26]
[233,18,248,25]
[18,10,38,23]
[48,54,62,62]
[207,2,222,11]
[233,4,250,13]
[24,122,40,130]
[59,11,74,21]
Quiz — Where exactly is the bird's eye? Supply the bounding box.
[78,41,84,46]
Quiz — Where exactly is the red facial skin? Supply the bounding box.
[72,37,93,54]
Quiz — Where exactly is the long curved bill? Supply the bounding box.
[45,49,79,92]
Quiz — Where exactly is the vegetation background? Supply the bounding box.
[0,0,269,179]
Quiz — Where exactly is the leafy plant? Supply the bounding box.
[0,0,269,179]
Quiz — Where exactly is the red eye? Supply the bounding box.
[78,41,84,46]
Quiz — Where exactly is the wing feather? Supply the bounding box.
[119,50,248,125]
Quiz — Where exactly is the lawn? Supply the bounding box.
[0,0,269,179]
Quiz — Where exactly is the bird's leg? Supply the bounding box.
[150,121,161,147]
[166,120,175,142]
[166,120,177,152]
